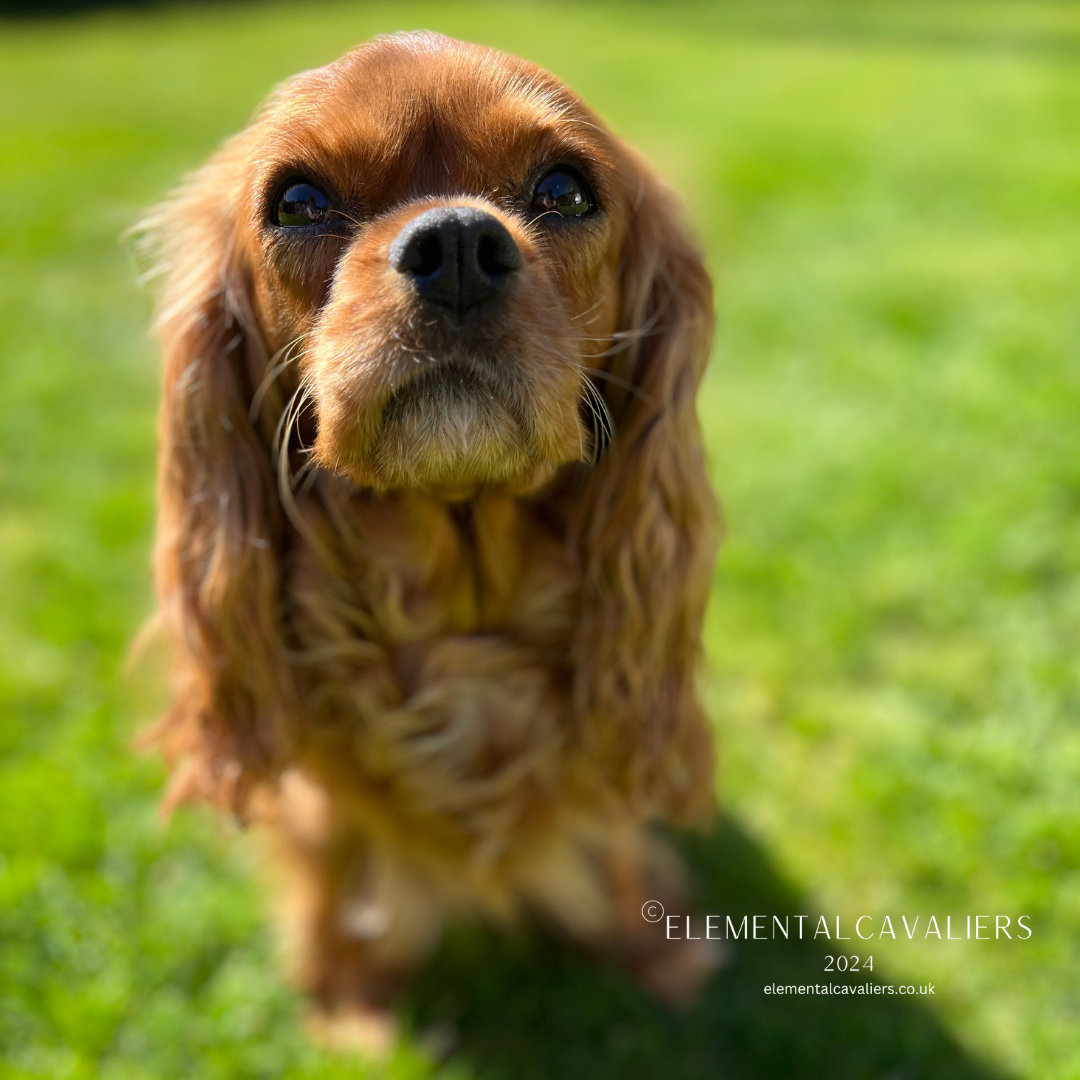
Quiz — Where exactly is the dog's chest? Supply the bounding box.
[286,488,579,819]
[288,486,578,688]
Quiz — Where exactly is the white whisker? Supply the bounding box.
[250,331,312,422]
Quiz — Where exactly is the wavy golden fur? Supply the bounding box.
[139,31,719,1041]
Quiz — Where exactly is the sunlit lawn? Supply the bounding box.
[2,2,1079,1077]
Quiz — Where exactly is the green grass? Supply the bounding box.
[2,1,1079,1077]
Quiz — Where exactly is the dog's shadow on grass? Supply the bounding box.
[402,816,1010,1080]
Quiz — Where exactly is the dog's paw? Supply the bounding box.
[630,932,726,1009]
[306,1003,397,1058]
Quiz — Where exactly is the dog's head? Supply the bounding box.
[146,32,706,495]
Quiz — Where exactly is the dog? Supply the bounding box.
[138,30,719,1047]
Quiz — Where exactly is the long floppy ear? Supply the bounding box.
[571,155,719,825]
[136,147,293,815]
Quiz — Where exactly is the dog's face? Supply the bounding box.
[211,33,631,493]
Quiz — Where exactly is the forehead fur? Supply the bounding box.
[240,32,618,212]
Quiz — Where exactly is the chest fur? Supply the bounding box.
[282,485,581,828]
[288,486,578,649]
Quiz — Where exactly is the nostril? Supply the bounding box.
[411,233,442,277]
[398,231,442,278]
[477,233,517,277]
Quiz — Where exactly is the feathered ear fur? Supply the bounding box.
[570,153,720,825]
[137,148,293,815]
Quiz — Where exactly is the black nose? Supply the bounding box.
[389,207,521,319]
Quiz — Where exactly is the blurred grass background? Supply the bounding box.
[2,1,1079,1077]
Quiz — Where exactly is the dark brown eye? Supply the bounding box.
[274,181,332,227]
[530,167,594,218]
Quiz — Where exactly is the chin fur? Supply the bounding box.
[318,361,582,492]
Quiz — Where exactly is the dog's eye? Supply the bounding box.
[531,168,594,218]
[274,181,333,227]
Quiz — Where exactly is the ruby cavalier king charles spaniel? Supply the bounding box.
[139,31,719,1047]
